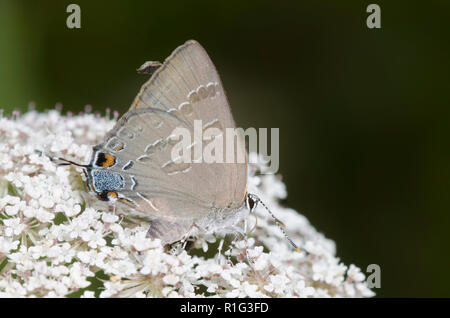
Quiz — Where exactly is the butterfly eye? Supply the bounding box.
[246,194,257,212]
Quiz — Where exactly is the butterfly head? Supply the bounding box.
[244,192,306,254]
[245,193,259,213]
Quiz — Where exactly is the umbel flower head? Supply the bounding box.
[0,108,375,298]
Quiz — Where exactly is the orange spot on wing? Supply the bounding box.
[107,191,118,199]
[102,154,116,168]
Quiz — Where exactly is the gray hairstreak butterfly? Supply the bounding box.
[51,40,301,252]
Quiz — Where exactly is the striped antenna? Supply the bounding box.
[34,150,89,168]
[248,193,307,254]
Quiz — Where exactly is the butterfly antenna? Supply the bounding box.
[252,195,305,254]
[34,150,89,168]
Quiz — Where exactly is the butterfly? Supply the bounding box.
[55,40,301,252]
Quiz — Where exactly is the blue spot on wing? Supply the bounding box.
[92,170,124,192]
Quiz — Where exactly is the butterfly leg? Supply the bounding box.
[227,219,254,266]
[242,217,255,266]
[216,238,226,264]
[225,233,238,266]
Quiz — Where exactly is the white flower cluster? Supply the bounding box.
[0,109,375,298]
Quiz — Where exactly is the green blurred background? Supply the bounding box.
[0,0,449,297]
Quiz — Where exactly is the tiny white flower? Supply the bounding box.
[163,274,179,285]
[5,204,20,216]
[81,291,96,298]
[102,212,119,223]
[3,218,26,236]
[35,207,55,223]
[39,195,55,209]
